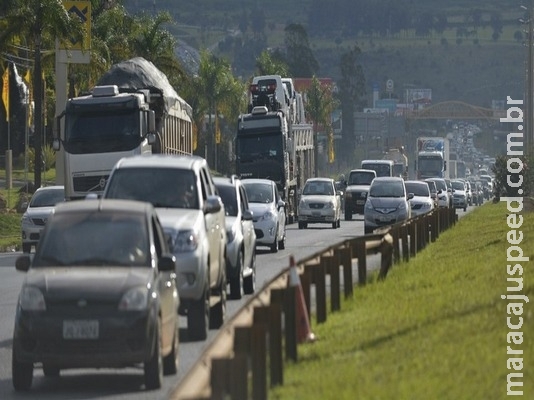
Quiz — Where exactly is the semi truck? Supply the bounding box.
[236,75,314,223]
[415,136,450,180]
[53,57,193,200]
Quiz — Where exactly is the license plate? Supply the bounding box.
[378,216,392,222]
[63,320,99,340]
[312,212,320,216]
[356,200,365,205]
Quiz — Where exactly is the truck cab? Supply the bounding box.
[343,169,377,220]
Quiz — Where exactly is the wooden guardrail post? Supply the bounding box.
[356,238,367,285]
[314,260,327,324]
[409,219,417,257]
[326,254,341,312]
[378,233,394,280]
[401,223,410,262]
[391,226,400,264]
[251,311,267,400]
[338,247,353,298]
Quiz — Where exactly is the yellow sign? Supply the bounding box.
[62,1,91,50]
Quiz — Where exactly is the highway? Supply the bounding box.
[0,214,380,400]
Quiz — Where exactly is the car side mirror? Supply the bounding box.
[243,209,253,220]
[277,199,285,209]
[204,195,222,214]
[15,255,31,272]
[407,193,414,200]
[158,254,176,272]
[20,202,28,212]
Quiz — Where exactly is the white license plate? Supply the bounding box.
[63,320,99,340]
[378,216,392,222]
[312,212,321,216]
[356,200,365,205]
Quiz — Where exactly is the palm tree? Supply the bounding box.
[0,0,84,188]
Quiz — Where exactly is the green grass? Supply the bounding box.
[270,202,534,400]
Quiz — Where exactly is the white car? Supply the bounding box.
[214,176,257,299]
[20,186,65,253]
[297,177,341,229]
[451,179,468,211]
[242,179,286,253]
[103,154,227,341]
[425,178,451,208]
[405,180,435,217]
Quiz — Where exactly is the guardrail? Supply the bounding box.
[170,206,457,400]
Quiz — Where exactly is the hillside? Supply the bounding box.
[125,0,525,106]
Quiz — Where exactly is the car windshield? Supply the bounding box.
[243,182,273,203]
[302,181,334,195]
[29,188,65,207]
[105,167,199,209]
[429,179,447,191]
[349,172,375,185]
[452,181,465,190]
[369,180,405,197]
[216,184,238,217]
[405,183,430,197]
[33,212,149,267]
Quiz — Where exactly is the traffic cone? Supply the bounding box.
[288,255,316,343]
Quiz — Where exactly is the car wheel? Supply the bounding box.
[298,222,305,229]
[345,208,352,221]
[22,243,31,254]
[270,229,279,253]
[243,251,256,295]
[43,364,60,377]
[144,318,163,390]
[229,252,244,300]
[337,219,341,228]
[332,221,337,229]
[364,226,373,234]
[188,287,209,341]
[278,229,286,250]
[12,346,33,391]
[210,268,226,329]
[463,205,467,212]
[163,320,179,375]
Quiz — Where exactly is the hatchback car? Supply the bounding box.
[12,199,179,391]
[241,179,286,253]
[214,176,257,299]
[298,177,341,229]
[20,185,65,253]
[405,180,434,217]
[364,177,413,234]
[425,178,451,208]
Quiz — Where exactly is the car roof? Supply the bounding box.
[113,154,207,170]
[53,198,153,216]
[241,178,274,185]
[35,185,65,192]
[371,176,404,182]
[213,175,241,188]
[305,177,334,183]
[405,180,428,186]
[349,169,376,174]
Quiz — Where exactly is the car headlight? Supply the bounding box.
[260,210,274,221]
[21,214,31,225]
[299,200,308,209]
[422,202,432,209]
[119,286,150,311]
[166,229,199,252]
[364,201,374,210]
[398,202,407,210]
[19,286,46,311]
[324,200,335,209]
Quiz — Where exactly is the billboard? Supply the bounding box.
[405,88,432,104]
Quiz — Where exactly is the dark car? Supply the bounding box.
[12,199,180,391]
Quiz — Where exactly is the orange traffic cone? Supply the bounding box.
[288,255,316,343]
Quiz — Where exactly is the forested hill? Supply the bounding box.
[126,0,525,106]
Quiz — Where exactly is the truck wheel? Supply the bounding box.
[210,270,226,330]
[188,289,209,341]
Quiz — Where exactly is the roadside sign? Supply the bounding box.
[61,1,91,51]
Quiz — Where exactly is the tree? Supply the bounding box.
[337,46,366,164]
[255,50,289,76]
[306,76,339,176]
[284,24,319,78]
[0,0,84,188]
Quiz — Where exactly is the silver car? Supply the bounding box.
[20,186,65,253]
[405,180,434,217]
[364,177,413,234]
[214,176,257,300]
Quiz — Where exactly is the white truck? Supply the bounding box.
[415,136,450,180]
[382,147,408,179]
[53,57,193,200]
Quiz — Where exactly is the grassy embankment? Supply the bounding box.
[270,201,533,400]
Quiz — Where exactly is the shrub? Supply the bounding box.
[492,154,533,198]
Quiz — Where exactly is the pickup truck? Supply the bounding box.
[343,169,377,220]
